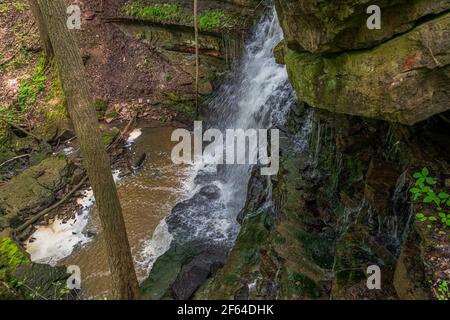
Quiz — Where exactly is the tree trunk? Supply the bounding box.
[37,0,140,300]
[28,0,53,63]
[193,0,199,118]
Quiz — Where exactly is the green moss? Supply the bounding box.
[279,270,322,299]
[284,12,450,124]
[198,10,225,32]
[17,54,47,107]
[125,2,182,22]
[0,45,34,73]
[94,99,108,112]
[196,210,272,299]
[123,1,241,32]
[102,127,119,146]
[105,111,118,119]
[333,225,395,288]
[164,92,196,118]
[336,270,366,287]
[141,243,197,300]
[33,63,69,141]
[0,237,30,283]
[0,3,11,13]
[45,83,67,124]
[94,99,109,119]
[294,232,334,270]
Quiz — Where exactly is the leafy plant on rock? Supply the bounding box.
[437,280,449,301]
[410,167,450,228]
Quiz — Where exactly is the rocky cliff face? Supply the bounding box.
[197,101,450,300]
[274,0,450,125]
[195,2,450,300]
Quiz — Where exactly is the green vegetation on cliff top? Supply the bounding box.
[123,1,242,32]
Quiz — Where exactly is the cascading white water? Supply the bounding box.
[161,9,297,249]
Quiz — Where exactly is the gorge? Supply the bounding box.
[0,0,449,301]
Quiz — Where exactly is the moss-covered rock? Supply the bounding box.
[141,242,197,300]
[0,236,74,300]
[0,156,69,229]
[276,0,450,125]
[0,236,30,299]
[283,12,450,125]
[275,0,450,54]
[195,209,273,299]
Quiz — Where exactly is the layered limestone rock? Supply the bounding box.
[274,0,450,53]
[0,157,69,229]
[275,0,450,125]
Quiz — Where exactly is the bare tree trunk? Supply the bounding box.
[37,0,140,300]
[194,0,199,118]
[28,0,53,63]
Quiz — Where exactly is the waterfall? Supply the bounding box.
[161,9,296,252]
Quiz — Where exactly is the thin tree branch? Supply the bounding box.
[0,154,30,168]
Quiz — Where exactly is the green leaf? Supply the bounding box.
[439,212,446,218]
[410,188,420,194]
[434,198,442,206]
[413,172,422,179]
[416,213,425,218]
[422,167,429,177]
[438,192,449,199]
[426,177,436,185]
[428,216,437,221]
[447,200,450,206]
[446,220,450,227]
[423,196,433,203]
[416,178,425,187]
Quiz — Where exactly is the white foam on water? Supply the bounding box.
[25,188,94,266]
[25,168,123,265]
[136,219,174,281]
[126,128,142,146]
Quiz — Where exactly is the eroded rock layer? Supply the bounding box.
[275,0,450,125]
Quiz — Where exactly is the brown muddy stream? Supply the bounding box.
[26,126,192,299]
